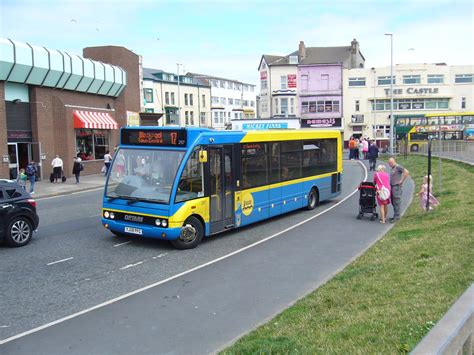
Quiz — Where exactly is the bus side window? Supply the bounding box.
[175,149,204,203]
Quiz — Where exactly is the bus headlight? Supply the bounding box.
[104,211,110,218]
[110,212,115,219]
[155,219,161,226]
[161,219,168,227]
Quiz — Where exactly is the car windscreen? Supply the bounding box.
[105,148,185,204]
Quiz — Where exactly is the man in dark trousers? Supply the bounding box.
[388,157,410,223]
[367,140,379,171]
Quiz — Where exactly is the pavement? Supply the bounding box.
[29,173,106,199]
[0,160,415,354]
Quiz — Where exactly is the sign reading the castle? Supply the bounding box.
[384,87,439,96]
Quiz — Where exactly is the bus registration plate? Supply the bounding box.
[125,227,142,235]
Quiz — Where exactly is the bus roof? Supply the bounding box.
[425,112,474,117]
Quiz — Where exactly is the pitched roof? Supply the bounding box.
[142,67,164,80]
[263,46,365,66]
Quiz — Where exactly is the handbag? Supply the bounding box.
[377,185,390,201]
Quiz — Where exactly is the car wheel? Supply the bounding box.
[306,188,319,210]
[170,216,203,250]
[5,217,33,247]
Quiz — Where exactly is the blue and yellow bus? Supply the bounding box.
[102,127,342,249]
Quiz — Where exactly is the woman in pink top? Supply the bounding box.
[374,164,391,223]
[362,138,369,159]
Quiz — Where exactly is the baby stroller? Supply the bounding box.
[357,181,378,221]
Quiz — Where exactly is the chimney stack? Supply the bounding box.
[351,38,359,54]
[298,41,306,61]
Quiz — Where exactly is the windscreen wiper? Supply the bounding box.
[126,197,145,205]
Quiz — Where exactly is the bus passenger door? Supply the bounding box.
[208,146,234,234]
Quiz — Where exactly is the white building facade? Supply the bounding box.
[343,63,474,147]
[142,68,211,127]
[188,73,257,129]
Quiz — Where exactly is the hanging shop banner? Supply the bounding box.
[287,74,297,88]
[127,111,140,127]
[260,71,267,80]
[301,118,342,128]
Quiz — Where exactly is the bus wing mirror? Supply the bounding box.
[198,150,208,163]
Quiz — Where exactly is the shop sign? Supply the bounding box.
[242,122,289,130]
[7,131,31,140]
[260,71,267,80]
[301,118,341,128]
[398,103,411,110]
[287,74,297,88]
[351,114,364,123]
[127,111,140,127]
[384,87,439,95]
[412,102,424,109]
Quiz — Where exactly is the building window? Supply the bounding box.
[235,99,241,106]
[427,74,444,84]
[144,88,153,103]
[321,74,329,90]
[190,111,194,125]
[211,80,218,87]
[185,111,189,125]
[403,75,421,84]
[250,86,255,92]
[281,75,287,90]
[200,112,206,125]
[261,80,267,90]
[184,94,189,106]
[349,77,366,86]
[145,108,154,113]
[235,83,242,91]
[274,98,278,114]
[243,100,249,107]
[190,94,193,106]
[220,80,226,88]
[378,76,396,85]
[202,94,206,107]
[219,111,224,123]
[301,74,309,91]
[171,92,175,105]
[355,100,360,112]
[235,113,238,119]
[455,74,473,83]
[211,96,219,104]
[220,97,226,105]
[213,111,218,123]
[280,98,288,115]
[165,92,170,105]
[301,100,339,113]
[371,98,450,111]
[227,82,233,89]
[75,129,109,160]
[244,85,249,91]
[462,97,466,109]
[228,98,234,105]
[251,101,255,107]
[290,98,294,114]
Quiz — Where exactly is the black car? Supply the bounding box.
[0,180,39,247]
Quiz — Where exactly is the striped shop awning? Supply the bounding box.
[73,110,118,129]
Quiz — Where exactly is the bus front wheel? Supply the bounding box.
[171,216,203,250]
[307,188,319,210]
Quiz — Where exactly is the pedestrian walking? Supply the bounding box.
[25,160,37,194]
[72,156,83,184]
[367,140,379,171]
[17,168,28,190]
[362,138,369,159]
[374,165,391,224]
[417,175,440,211]
[348,136,356,160]
[51,155,64,183]
[354,139,360,160]
[103,151,113,176]
[388,157,410,222]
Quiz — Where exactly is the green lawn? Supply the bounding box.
[222,155,474,354]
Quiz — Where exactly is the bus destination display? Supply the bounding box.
[122,129,187,147]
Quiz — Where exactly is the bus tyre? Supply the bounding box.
[171,216,203,250]
[307,188,319,210]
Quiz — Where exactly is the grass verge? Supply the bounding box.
[222,155,474,354]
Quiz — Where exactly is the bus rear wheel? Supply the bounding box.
[307,188,319,210]
[171,216,203,250]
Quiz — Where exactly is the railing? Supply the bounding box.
[411,284,474,355]
[417,141,474,165]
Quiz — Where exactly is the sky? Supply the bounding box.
[1,0,473,86]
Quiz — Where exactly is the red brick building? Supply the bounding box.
[0,38,140,180]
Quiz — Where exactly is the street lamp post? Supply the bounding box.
[372,67,376,145]
[385,33,394,155]
[176,63,183,126]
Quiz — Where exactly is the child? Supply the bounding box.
[417,175,440,211]
[17,168,28,190]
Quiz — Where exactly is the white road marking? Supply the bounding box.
[46,257,74,266]
[0,326,10,328]
[0,162,367,345]
[89,214,101,218]
[120,261,144,270]
[152,253,168,259]
[113,241,134,247]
